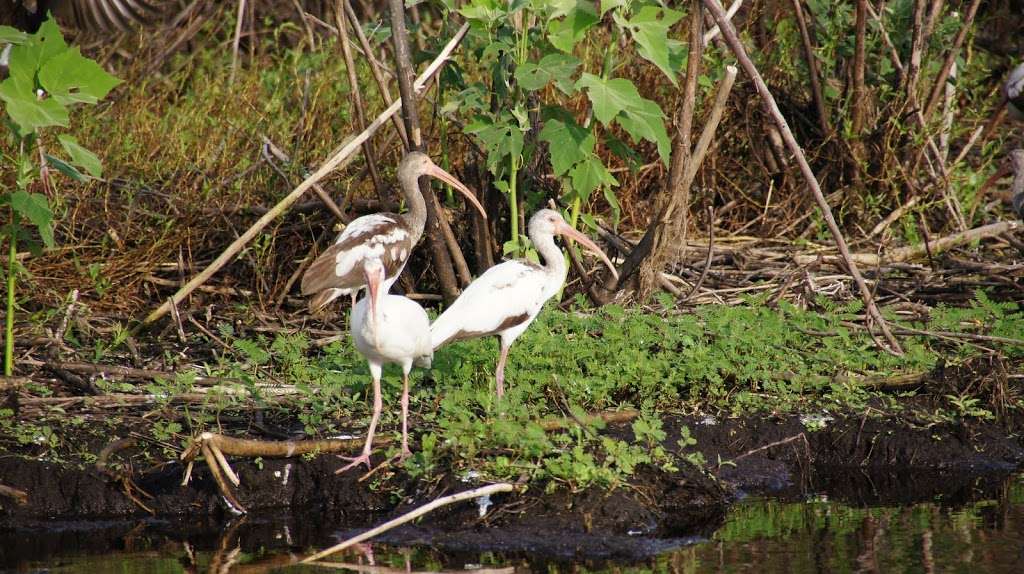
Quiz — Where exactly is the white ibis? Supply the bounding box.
[1007,62,1024,120]
[301,152,486,313]
[429,209,618,397]
[340,259,432,473]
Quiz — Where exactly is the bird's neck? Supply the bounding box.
[398,170,427,239]
[534,231,567,281]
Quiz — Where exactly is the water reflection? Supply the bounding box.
[4,476,1023,573]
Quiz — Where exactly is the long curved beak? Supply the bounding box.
[426,162,488,220]
[555,222,619,280]
[363,266,383,346]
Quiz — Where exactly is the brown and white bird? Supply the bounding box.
[301,152,485,313]
[340,258,432,473]
[430,209,618,397]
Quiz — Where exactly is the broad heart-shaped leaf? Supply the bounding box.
[7,18,67,83]
[547,2,599,53]
[40,48,120,106]
[0,26,29,44]
[10,190,55,248]
[58,134,102,177]
[44,154,87,182]
[538,115,593,176]
[575,73,642,126]
[465,114,524,175]
[569,153,618,203]
[515,53,580,94]
[616,97,671,166]
[614,6,684,85]
[0,73,69,133]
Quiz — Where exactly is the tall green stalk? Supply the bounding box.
[4,208,16,377]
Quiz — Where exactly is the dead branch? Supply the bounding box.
[796,220,1022,266]
[704,0,903,355]
[790,0,831,135]
[302,483,518,563]
[920,1,983,123]
[142,22,470,325]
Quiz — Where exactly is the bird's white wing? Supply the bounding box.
[300,213,412,297]
[1008,63,1024,120]
[430,261,548,349]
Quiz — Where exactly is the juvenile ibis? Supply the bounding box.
[429,209,618,397]
[341,258,432,473]
[301,152,486,313]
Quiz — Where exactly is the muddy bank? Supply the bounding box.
[1,412,1022,558]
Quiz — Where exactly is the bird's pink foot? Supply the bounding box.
[335,452,373,474]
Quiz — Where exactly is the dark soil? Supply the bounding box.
[2,409,1022,563]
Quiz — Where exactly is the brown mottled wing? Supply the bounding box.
[300,214,413,296]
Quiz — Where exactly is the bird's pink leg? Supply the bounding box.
[337,365,383,473]
[494,342,511,398]
[398,371,412,460]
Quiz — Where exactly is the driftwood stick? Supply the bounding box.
[798,220,1022,266]
[142,22,470,325]
[0,483,28,505]
[229,0,247,85]
[302,483,517,563]
[704,0,902,355]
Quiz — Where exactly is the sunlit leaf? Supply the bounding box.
[40,47,120,106]
[570,153,618,202]
[0,26,29,44]
[575,73,642,126]
[0,73,69,132]
[614,6,684,85]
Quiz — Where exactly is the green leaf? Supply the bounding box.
[569,154,618,202]
[459,0,507,24]
[10,190,55,248]
[515,53,580,94]
[614,6,684,85]
[0,26,29,44]
[57,134,102,177]
[465,114,524,174]
[604,134,643,171]
[7,18,67,82]
[602,184,622,226]
[0,73,69,132]
[39,47,120,106]
[616,98,671,165]
[599,0,628,16]
[44,154,87,182]
[547,3,599,53]
[538,116,593,176]
[575,73,642,126]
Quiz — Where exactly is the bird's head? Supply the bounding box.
[398,152,488,219]
[530,209,619,280]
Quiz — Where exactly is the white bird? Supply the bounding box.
[430,209,618,397]
[340,258,432,473]
[301,152,486,314]
[1007,61,1024,120]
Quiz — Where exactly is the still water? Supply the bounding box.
[5,476,1023,573]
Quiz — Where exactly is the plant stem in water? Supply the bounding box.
[4,209,16,377]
